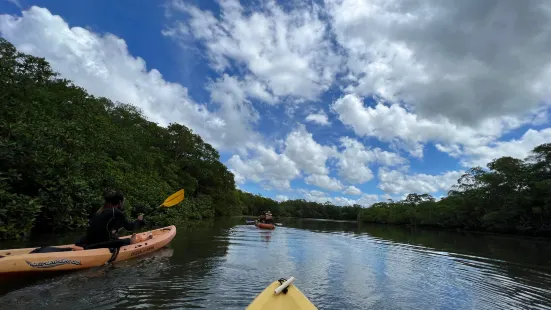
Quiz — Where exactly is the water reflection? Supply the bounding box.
[260,231,272,243]
[0,218,550,309]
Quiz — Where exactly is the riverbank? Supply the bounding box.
[240,215,358,223]
[242,213,551,239]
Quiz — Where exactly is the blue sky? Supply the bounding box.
[1,0,550,206]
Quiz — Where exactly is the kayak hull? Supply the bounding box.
[247,279,317,310]
[255,222,275,230]
[0,225,176,275]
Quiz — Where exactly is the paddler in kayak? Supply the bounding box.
[77,190,150,248]
[264,211,274,224]
[257,211,267,223]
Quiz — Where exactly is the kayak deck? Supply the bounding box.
[255,222,276,230]
[0,225,176,275]
[247,277,317,310]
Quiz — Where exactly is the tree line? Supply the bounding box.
[359,145,551,236]
[1,38,549,239]
[236,190,361,221]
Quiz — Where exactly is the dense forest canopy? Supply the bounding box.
[1,38,550,239]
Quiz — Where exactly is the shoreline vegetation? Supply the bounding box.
[358,147,551,237]
[1,38,550,240]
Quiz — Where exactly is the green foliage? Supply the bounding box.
[359,145,551,236]
[0,38,238,239]
[0,179,41,239]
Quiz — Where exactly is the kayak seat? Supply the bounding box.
[30,246,74,254]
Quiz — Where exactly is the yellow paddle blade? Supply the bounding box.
[161,189,185,207]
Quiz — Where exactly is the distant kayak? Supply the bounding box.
[255,222,275,230]
[0,226,176,276]
[247,277,317,310]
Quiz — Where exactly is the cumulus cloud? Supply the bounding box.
[457,128,551,167]
[378,168,463,195]
[356,194,380,207]
[227,125,340,189]
[305,110,330,125]
[332,94,543,159]
[227,144,300,190]
[309,190,327,197]
[338,136,406,183]
[301,189,379,206]
[284,125,337,175]
[275,195,289,202]
[326,0,551,125]
[208,74,262,146]
[304,174,343,191]
[0,6,257,150]
[166,0,341,101]
[344,186,362,195]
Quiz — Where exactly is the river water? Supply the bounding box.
[1,218,551,310]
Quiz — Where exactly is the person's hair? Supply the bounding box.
[104,190,124,208]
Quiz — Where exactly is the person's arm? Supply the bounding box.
[114,209,144,232]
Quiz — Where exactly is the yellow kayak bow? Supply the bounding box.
[247,277,317,310]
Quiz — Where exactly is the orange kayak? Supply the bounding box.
[255,222,275,230]
[0,225,176,276]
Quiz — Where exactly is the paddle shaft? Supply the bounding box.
[144,204,163,217]
[114,189,184,233]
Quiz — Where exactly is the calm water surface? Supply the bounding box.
[1,218,551,309]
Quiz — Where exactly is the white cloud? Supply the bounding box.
[244,79,277,104]
[0,6,257,150]
[304,174,343,191]
[356,194,379,207]
[305,110,330,125]
[301,190,348,205]
[326,0,551,125]
[227,144,300,190]
[331,196,356,206]
[332,94,539,158]
[302,190,330,204]
[301,189,379,206]
[378,168,463,195]
[284,125,336,175]
[208,74,262,147]
[458,128,551,168]
[344,186,362,195]
[338,136,406,183]
[308,190,327,197]
[166,0,341,101]
[275,195,289,202]
[380,193,399,202]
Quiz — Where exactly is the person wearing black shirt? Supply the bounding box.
[78,190,147,248]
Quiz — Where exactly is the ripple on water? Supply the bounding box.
[1,223,551,309]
